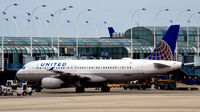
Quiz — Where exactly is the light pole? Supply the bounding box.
[196,16,200,56]
[29,5,46,57]
[66,19,76,35]
[186,12,200,47]
[51,6,73,57]
[35,17,42,37]
[198,21,200,56]
[25,19,30,37]
[175,9,191,61]
[45,20,53,47]
[85,20,99,38]
[12,16,19,37]
[76,9,92,59]
[130,8,146,59]
[104,21,113,27]
[153,9,169,49]
[175,9,191,24]
[169,20,174,24]
[6,17,19,37]
[1,3,18,71]
[104,21,115,37]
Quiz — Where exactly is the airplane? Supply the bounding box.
[16,25,183,93]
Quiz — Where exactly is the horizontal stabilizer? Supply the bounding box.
[154,63,170,69]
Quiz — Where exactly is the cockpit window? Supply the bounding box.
[22,66,25,69]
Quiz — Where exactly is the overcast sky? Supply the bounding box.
[0,0,200,37]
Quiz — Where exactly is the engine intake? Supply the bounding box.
[42,77,64,89]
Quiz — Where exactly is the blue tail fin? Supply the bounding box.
[147,25,180,61]
[108,27,115,38]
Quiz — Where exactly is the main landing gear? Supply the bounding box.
[101,85,110,92]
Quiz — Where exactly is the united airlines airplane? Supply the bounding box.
[17,25,182,93]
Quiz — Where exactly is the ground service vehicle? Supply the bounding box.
[16,83,32,96]
[123,80,151,90]
[154,80,176,90]
[6,80,17,90]
[0,85,14,96]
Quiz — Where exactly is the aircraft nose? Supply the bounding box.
[16,69,23,79]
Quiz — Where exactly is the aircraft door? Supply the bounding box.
[137,61,144,74]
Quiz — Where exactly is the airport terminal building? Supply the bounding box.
[0,26,200,84]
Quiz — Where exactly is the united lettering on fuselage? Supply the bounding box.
[40,62,67,67]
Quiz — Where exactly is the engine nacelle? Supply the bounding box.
[41,77,64,89]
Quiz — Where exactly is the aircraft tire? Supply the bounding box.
[101,86,110,92]
[29,91,32,95]
[22,92,26,96]
[36,88,41,92]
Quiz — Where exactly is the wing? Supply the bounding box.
[47,67,106,82]
[48,67,89,80]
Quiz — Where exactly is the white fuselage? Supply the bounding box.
[16,59,182,83]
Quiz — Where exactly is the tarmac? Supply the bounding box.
[0,86,200,112]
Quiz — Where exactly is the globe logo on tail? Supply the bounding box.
[147,25,180,61]
[147,40,173,61]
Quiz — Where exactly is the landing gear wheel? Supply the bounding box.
[35,84,42,92]
[22,92,26,96]
[101,86,110,92]
[36,86,42,92]
[123,86,127,90]
[29,91,32,95]
[75,87,85,93]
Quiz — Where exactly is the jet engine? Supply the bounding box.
[41,77,64,89]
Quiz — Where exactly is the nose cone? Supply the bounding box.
[16,69,23,80]
[173,61,183,70]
